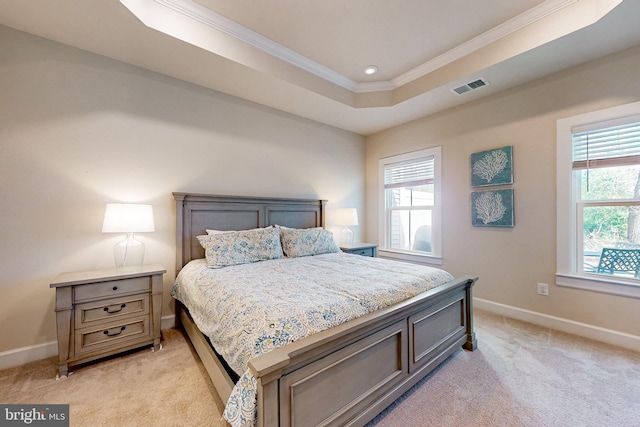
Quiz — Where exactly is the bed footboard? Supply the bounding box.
[250,275,478,427]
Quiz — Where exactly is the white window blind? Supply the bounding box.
[572,115,640,170]
[384,156,434,189]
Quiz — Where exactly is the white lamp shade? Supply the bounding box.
[335,208,358,226]
[102,204,155,233]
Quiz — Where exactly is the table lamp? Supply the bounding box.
[102,203,155,267]
[335,208,358,245]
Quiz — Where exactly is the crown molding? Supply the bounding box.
[354,80,397,93]
[148,0,579,94]
[391,0,579,87]
[154,0,359,91]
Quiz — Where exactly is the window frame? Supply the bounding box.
[378,147,442,265]
[556,101,640,299]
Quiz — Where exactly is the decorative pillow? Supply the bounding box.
[278,226,340,258]
[197,226,283,268]
[206,226,273,235]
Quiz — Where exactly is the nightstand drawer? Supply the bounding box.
[75,316,150,355]
[74,277,149,302]
[350,248,374,257]
[75,294,149,328]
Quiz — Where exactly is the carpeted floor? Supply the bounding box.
[368,310,640,427]
[1,309,639,426]
[0,328,226,427]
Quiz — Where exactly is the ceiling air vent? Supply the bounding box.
[452,78,488,95]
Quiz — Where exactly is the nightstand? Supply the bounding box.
[50,264,165,378]
[340,243,378,257]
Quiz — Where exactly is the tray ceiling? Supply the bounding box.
[1,0,639,135]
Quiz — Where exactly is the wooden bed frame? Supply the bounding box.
[173,192,478,427]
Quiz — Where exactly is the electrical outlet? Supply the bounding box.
[537,282,549,296]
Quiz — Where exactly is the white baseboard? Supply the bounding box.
[0,341,58,372]
[161,314,176,330]
[6,304,635,372]
[474,298,640,353]
[0,315,179,371]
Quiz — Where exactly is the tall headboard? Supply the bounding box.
[173,193,327,271]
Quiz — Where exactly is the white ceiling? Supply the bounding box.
[193,0,544,83]
[1,0,639,135]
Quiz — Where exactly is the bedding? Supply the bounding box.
[172,252,454,427]
[197,226,283,269]
[277,225,341,257]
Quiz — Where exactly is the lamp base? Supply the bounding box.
[114,233,145,267]
[340,226,354,245]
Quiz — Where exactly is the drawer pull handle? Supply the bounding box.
[103,326,126,337]
[112,286,118,291]
[103,303,126,314]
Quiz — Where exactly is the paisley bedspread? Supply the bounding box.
[172,252,454,427]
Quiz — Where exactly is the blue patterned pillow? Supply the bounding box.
[278,226,340,258]
[206,226,273,235]
[197,227,283,268]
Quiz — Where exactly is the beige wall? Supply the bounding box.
[366,45,640,337]
[0,26,365,354]
[2,21,639,359]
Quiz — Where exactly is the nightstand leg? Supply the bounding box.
[56,364,69,380]
[54,287,72,380]
[150,274,163,353]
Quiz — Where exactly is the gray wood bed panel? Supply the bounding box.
[173,192,478,427]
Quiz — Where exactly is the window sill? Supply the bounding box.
[555,273,640,299]
[378,249,442,266]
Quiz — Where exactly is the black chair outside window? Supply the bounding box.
[596,247,640,278]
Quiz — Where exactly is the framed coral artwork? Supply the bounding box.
[470,146,513,187]
[471,189,514,227]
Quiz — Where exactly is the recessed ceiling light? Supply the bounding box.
[364,65,378,75]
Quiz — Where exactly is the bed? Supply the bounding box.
[173,192,478,427]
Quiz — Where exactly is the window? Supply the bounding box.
[379,147,442,263]
[557,101,640,298]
